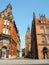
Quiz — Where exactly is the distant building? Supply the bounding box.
[22,48,25,57]
[25,27,31,57]
[31,13,49,59]
[0,4,20,59]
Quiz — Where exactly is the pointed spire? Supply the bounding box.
[28,26,30,31]
[7,3,12,9]
[33,12,35,20]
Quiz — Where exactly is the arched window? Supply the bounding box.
[40,27,44,33]
[41,36,46,44]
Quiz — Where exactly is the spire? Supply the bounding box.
[33,12,35,20]
[28,26,30,31]
[7,3,12,9]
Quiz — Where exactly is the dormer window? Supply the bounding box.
[41,20,46,24]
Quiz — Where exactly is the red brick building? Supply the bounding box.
[0,4,20,59]
[31,13,49,59]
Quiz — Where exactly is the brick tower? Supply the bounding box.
[25,27,31,57]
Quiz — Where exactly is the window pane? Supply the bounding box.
[40,27,44,33]
[3,39,9,44]
[3,28,9,35]
[41,36,46,44]
[7,21,10,25]
[2,28,6,34]
[46,27,49,34]
[41,21,46,24]
[4,20,7,25]
[48,36,49,43]
[6,29,9,35]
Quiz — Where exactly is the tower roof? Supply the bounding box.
[27,26,30,31]
[26,26,30,34]
[7,3,12,9]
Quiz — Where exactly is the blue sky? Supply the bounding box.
[0,0,49,50]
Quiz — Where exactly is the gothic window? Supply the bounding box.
[40,27,44,33]
[41,36,46,44]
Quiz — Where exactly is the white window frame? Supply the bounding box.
[40,27,44,34]
[41,36,46,44]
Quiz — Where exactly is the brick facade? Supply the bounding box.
[0,4,20,59]
[31,13,49,59]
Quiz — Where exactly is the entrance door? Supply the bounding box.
[43,47,48,59]
[2,46,7,59]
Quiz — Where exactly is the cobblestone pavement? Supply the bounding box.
[0,59,49,65]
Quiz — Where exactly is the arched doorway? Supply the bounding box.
[43,47,48,59]
[2,46,7,59]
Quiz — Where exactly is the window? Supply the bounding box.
[48,36,49,43]
[41,36,46,44]
[7,21,10,25]
[4,20,7,25]
[46,27,49,34]
[3,28,6,34]
[2,39,9,44]
[41,20,46,24]
[2,28,9,35]
[4,20,10,26]
[6,29,9,35]
[40,27,44,33]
